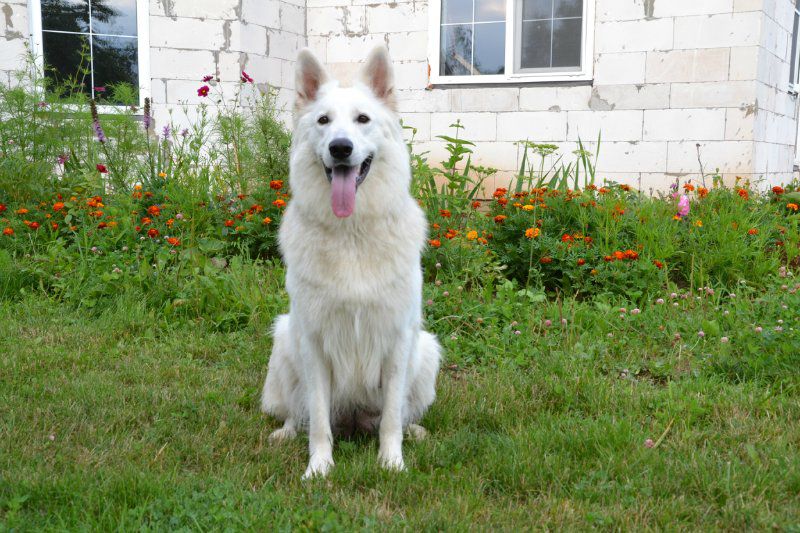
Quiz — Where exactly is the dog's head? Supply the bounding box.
[291,46,404,219]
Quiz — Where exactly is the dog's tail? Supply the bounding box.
[405,331,442,424]
[260,314,293,418]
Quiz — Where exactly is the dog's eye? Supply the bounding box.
[356,114,370,124]
[317,115,329,125]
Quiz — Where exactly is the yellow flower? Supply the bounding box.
[466,230,478,241]
[525,227,540,239]
[694,219,703,227]
[522,204,535,211]
[158,171,167,178]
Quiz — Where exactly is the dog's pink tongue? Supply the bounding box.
[331,166,358,218]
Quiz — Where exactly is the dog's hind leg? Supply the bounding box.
[405,423,428,441]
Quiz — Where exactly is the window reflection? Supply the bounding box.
[41,0,89,32]
[91,0,137,36]
[440,0,506,76]
[92,36,138,101]
[441,25,472,75]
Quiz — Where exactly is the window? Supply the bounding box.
[790,0,800,94]
[429,0,594,84]
[28,0,150,106]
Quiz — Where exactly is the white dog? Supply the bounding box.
[260,46,442,479]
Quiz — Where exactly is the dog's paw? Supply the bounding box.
[378,452,406,472]
[405,424,428,441]
[268,426,297,444]
[302,454,334,480]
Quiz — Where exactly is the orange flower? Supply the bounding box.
[53,202,65,211]
[2,227,13,236]
[522,204,534,211]
[623,249,639,260]
[603,255,613,262]
[15,208,29,215]
[440,209,451,218]
[613,251,626,261]
[248,204,264,214]
[429,239,441,248]
[561,233,573,243]
[494,215,507,224]
[147,228,159,238]
[620,184,631,192]
[539,256,553,264]
[147,205,161,216]
[653,260,664,269]
[224,219,235,227]
[466,230,478,241]
[577,258,586,266]
[525,227,540,239]
[272,199,286,208]
[270,180,284,190]
[477,237,488,245]
[471,201,481,209]
[493,187,507,198]
[590,269,598,275]
[141,217,152,225]
[788,203,799,211]
[598,187,609,195]
[133,184,143,191]
[0,203,6,213]
[87,196,104,208]
[262,217,272,224]
[697,187,708,198]
[97,222,107,229]
[497,197,508,206]
[737,188,749,200]
[683,183,695,192]
[166,218,175,227]
[27,221,40,230]
[235,225,245,232]
[445,229,458,239]
[772,186,785,195]
[748,228,758,235]
[166,237,180,246]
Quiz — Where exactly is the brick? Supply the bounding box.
[495,111,567,142]
[674,12,762,49]
[519,86,592,111]
[646,49,730,83]
[393,61,429,90]
[150,48,217,80]
[595,53,646,85]
[729,46,760,80]
[595,19,673,53]
[596,142,668,172]
[448,87,519,112]
[430,112,497,142]
[242,0,281,27]
[281,2,306,34]
[668,141,753,173]
[567,110,644,142]
[365,3,428,33]
[652,0,734,16]
[670,81,755,108]
[386,31,428,62]
[169,0,239,20]
[589,84,671,110]
[150,17,227,50]
[308,6,366,35]
[725,107,756,140]
[596,2,647,22]
[326,34,387,63]
[643,109,727,141]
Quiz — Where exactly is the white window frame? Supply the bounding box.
[428,0,594,85]
[790,0,800,95]
[27,0,151,111]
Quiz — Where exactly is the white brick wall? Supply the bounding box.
[1,0,798,187]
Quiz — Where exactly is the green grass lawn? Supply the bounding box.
[2,288,800,531]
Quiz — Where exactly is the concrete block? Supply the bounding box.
[644,109,727,141]
[431,112,497,142]
[242,0,281,28]
[646,48,730,83]
[668,141,753,173]
[449,87,519,112]
[519,85,592,111]
[596,141,668,172]
[567,110,644,142]
[725,107,757,140]
[595,18,674,53]
[670,81,756,108]
[594,52,646,85]
[366,3,428,33]
[674,12,761,49]
[589,84,671,110]
[149,16,227,50]
[495,111,567,142]
[729,46,760,80]
[387,31,429,62]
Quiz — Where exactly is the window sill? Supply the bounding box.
[428,71,594,87]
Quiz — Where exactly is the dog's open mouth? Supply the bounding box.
[325,155,373,218]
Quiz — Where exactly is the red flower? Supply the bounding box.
[241,71,254,83]
[561,234,573,243]
[603,255,613,262]
[429,239,441,248]
[623,249,639,260]
[440,209,451,218]
[737,188,749,200]
[166,237,180,246]
[493,188,507,198]
[540,257,553,264]
[0,204,6,213]
[97,222,107,229]
[493,215,507,224]
[772,186,785,195]
[53,202,65,212]
[497,197,508,206]
[28,221,40,230]
[272,199,286,208]
[747,228,758,235]
[197,85,210,97]
[577,258,586,266]
[96,164,108,173]
[3,227,13,236]
[653,260,664,269]
[147,205,161,216]
[202,74,213,82]
[471,201,481,209]
[224,219,235,227]
[147,228,159,238]
[270,180,283,190]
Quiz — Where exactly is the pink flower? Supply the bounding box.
[544,319,552,327]
[677,195,690,217]
[202,74,213,82]
[644,438,655,448]
[241,70,254,83]
[197,85,210,97]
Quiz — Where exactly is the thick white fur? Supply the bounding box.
[260,47,442,479]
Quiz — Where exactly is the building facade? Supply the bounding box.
[2,0,799,189]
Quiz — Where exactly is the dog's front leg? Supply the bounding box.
[303,347,334,479]
[378,335,411,471]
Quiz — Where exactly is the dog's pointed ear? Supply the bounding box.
[360,46,396,110]
[295,48,329,108]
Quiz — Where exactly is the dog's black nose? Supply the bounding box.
[329,138,353,160]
